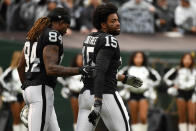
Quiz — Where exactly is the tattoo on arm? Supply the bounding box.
[43,45,79,77]
[17,49,26,84]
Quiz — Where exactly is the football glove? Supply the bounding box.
[123,75,143,88]
[79,65,95,77]
[88,99,102,126]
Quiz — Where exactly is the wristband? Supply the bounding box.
[122,75,128,84]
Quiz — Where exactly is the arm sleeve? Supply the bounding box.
[0,76,7,90]
[94,48,115,98]
[118,66,129,75]
[163,68,177,86]
[117,66,129,88]
[148,68,161,87]
[0,68,12,91]
[11,69,22,93]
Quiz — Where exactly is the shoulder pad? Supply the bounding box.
[43,29,63,46]
[97,33,118,49]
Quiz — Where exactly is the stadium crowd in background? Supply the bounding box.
[0,0,196,34]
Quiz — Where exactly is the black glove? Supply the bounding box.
[123,75,143,88]
[79,65,95,77]
[88,99,102,126]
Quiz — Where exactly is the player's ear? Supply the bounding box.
[101,22,107,30]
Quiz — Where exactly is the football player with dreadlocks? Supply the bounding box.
[17,7,93,131]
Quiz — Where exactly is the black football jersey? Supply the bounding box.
[24,28,64,88]
[82,31,121,96]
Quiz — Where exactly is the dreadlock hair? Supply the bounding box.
[26,17,50,43]
[93,3,118,30]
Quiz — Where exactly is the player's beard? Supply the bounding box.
[109,29,120,36]
[107,26,120,36]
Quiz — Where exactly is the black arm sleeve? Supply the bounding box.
[94,48,115,98]
[148,68,157,81]
[168,69,178,80]
[149,71,157,81]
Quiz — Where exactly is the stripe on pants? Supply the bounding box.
[40,85,46,131]
[113,92,130,131]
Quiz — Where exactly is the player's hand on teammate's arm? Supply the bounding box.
[88,99,102,126]
[79,65,95,77]
[122,75,143,88]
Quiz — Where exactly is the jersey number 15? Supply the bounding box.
[105,36,118,48]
